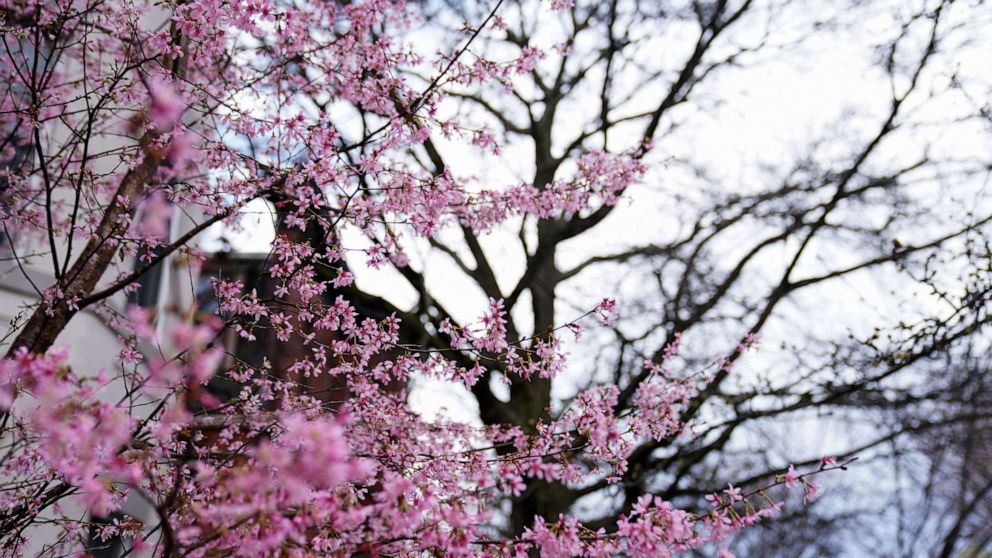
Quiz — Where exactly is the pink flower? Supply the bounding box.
[803,481,822,503]
[596,298,619,325]
[783,464,800,488]
[166,129,195,168]
[137,190,172,239]
[737,332,760,352]
[724,483,743,503]
[148,77,185,130]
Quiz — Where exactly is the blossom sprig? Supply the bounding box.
[433,298,626,385]
[466,458,856,558]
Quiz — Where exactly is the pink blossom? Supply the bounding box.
[137,190,172,239]
[147,77,185,130]
[784,464,800,488]
[166,129,196,168]
[724,483,743,502]
[596,298,619,325]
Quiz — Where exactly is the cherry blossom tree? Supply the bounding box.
[0,0,843,556]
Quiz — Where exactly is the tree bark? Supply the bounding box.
[5,140,167,357]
